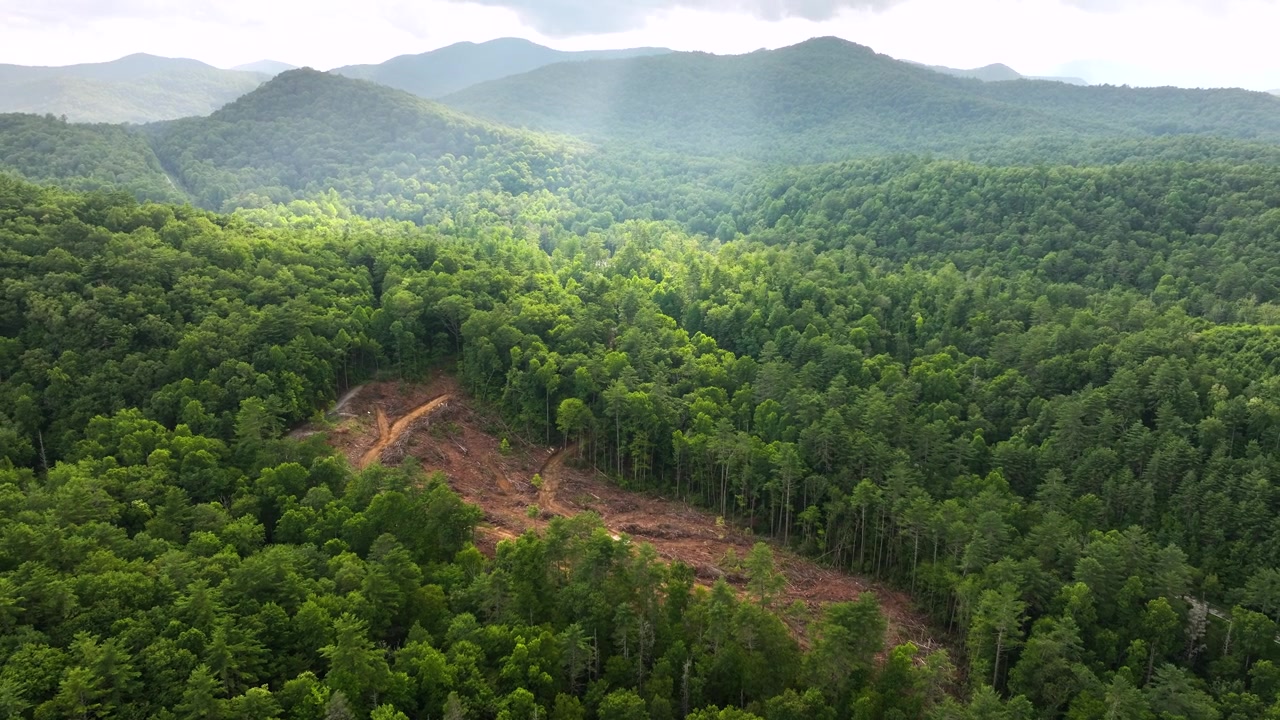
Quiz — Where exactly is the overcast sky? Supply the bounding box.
[1,0,1278,89]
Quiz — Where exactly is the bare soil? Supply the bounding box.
[314,375,944,652]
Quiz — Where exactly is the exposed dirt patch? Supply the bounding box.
[315,376,944,653]
[359,395,452,469]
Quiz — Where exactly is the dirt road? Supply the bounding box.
[358,394,452,468]
[537,446,576,517]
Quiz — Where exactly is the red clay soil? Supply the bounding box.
[315,374,944,652]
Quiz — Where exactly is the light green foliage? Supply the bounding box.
[744,543,786,607]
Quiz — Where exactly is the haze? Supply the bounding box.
[1,0,1278,90]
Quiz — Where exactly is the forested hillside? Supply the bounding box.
[0,54,267,124]
[144,68,597,218]
[7,29,1280,720]
[0,114,181,202]
[0,175,955,720]
[444,37,1280,163]
[9,143,1280,716]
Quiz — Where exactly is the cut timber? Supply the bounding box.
[324,378,946,654]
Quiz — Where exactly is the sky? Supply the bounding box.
[1,0,1278,89]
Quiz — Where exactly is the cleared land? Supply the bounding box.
[316,374,941,651]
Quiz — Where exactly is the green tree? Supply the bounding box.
[744,543,786,608]
[969,584,1028,689]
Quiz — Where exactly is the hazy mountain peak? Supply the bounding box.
[441,36,1280,163]
[232,60,296,75]
[909,58,1088,85]
[331,38,671,99]
[0,53,267,123]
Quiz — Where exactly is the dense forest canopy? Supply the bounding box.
[0,114,183,203]
[6,32,1280,720]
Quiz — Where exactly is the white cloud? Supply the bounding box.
[453,0,906,35]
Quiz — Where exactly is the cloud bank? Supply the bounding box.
[456,0,905,35]
[451,0,1272,35]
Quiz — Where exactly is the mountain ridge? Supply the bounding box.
[332,37,671,98]
[0,54,267,123]
[909,59,1089,85]
[145,68,594,214]
[441,37,1280,163]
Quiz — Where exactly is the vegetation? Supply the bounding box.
[0,114,181,203]
[0,177,944,720]
[443,37,1280,163]
[7,34,1280,719]
[142,68,605,220]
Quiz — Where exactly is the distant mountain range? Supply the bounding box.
[5,36,1280,213]
[910,60,1089,86]
[442,37,1280,162]
[331,37,671,99]
[232,60,297,75]
[0,54,267,123]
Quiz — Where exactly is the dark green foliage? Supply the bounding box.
[0,114,181,202]
[7,61,1280,717]
[0,176,379,461]
[0,176,958,719]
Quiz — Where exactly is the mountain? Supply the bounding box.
[912,61,1021,82]
[443,37,1280,163]
[332,37,671,98]
[0,113,180,201]
[145,68,594,215]
[912,60,1088,85]
[232,60,296,75]
[1271,89,1280,96]
[0,54,267,123]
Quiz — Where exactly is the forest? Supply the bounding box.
[5,39,1280,720]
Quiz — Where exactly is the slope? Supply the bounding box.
[0,113,183,202]
[333,37,670,98]
[443,37,1280,163]
[146,68,594,216]
[975,78,1280,139]
[320,376,941,651]
[0,54,267,124]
